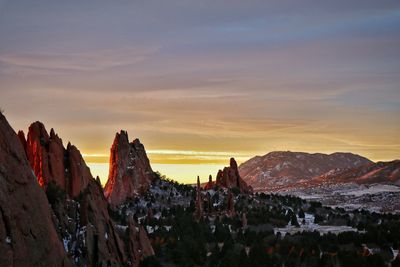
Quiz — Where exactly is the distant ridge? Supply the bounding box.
[238,151,374,191]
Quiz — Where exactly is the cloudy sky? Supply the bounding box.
[1,0,399,183]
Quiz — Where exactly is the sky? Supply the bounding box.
[0,0,399,184]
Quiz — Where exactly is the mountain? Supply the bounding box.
[0,114,71,266]
[104,130,155,207]
[309,160,400,186]
[239,151,372,191]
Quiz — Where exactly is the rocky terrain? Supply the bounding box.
[0,114,71,266]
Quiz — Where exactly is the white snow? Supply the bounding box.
[340,184,400,197]
[274,213,360,236]
[62,237,70,252]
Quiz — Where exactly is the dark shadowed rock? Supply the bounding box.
[66,143,91,198]
[195,176,203,219]
[127,216,155,267]
[79,180,126,265]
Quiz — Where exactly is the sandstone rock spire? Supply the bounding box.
[0,114,71,266]
[104,130,155,206]
[216,158,252,193]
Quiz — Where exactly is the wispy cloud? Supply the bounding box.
[0,46,160,73]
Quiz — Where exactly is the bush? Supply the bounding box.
[46,181,66,205]
[139,256,162,267]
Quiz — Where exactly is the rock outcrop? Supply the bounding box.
[66,142,91,197]
[25,122,66,189]
[216,158,252,193]
[226,190,236,217]
[195,176,203,219]
[0,113,71,266]
[22,122,91,198]
[17,121,155,266]
[126,216,155,265]
[81,180,127,265]
[203,174,215,190]
[104,131,155,207]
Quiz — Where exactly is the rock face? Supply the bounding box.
[203,175,215,190]
[80,180,127,265]
[104,131,155,206]
[0,114,71,266]
[310,160,400,186]
[126,216,154,265]
[195,176,203,219]
[23,121,90,198]
[216,158,252,193]
[66,142,91,198]
[226,190,236,217]
[239,151,373,192]
[25,122,66,189]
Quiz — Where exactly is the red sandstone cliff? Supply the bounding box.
[104,131,155,206]
[216,158,253,193]
[0,113,71,266]
[17,121,154,266]
[22,122,91,198]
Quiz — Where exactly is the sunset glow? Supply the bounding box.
[1,0,399,184]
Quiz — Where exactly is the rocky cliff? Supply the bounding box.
[22,122,91,198]
[16,121,154,266]
[216,158,252,193]
[104,131,155,206]
[0,113,71,267]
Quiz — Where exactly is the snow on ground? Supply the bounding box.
[339,184,400,197]
[274,213,360,236]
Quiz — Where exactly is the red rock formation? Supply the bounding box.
[216,158,252,193]
[195,176,203,219]
[79,180,127,265]
[204,174,215,190]
[242,212,248,229]
[0,113,71,266]
[138,226,155,258]
[66,142,91,198]
[17,130,27,157]
[23,121,92,198]
[127,216,155,266]
[104,131,155,206]
[226,190,236,217]
[13,120,155,266]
